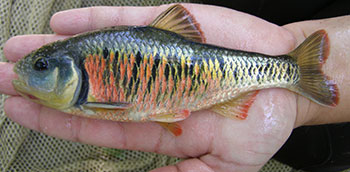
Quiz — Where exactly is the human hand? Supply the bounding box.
[1,3,347,172]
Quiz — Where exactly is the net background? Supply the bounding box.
[0,0,347,172]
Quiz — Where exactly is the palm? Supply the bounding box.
[174,90,296,171]
[1,4,300,172]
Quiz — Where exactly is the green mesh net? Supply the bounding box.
[0,0,346,172]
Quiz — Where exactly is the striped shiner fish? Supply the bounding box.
[12,5,339,136]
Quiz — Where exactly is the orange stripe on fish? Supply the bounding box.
[199,82,205,94]
[161,76,167,95]
[109,70,118,102]
[109,52,118,101]
[139,61,145,83]
[146,65,151,84]
[160,61,166,94]
[85,54,98,97]
[143,54,150,85]
[127,63,132,84]
[130,53,135,67]
[106,81,111,101]
[119,59,125,85]
[184,75,192,104]
[154,64,160,98]
[109,51,115,65]
[168,74,174,95]
[194,62,199,76]
[119,87,125,102]
[123,53,128,68]
[149,53,154,69]
[151,83,157,107]
[166,74,174,109]
[159,61,164,81]
[144,93,151,110]
[178,77,186,100]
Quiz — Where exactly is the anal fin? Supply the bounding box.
[157,122,182,136]
[210,91,259,120]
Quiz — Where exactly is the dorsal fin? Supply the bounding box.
[149,4,205,43]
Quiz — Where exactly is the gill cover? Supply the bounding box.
[49,59,82,110]
[13,53,82,110]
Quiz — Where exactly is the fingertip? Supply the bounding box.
[50,8,91,35]
[4,36,25,62]
[0,62,18,95]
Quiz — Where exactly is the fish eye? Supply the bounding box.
[33,57,49,71]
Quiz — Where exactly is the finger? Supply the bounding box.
[4,96,215,158]
[50,4,295,54]
[4,96,163,152]
[4,34,69,62]
[150,159,214,172]
[50,6,160,35]
[0,63,18,95]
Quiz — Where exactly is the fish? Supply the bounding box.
[12,4,339,136]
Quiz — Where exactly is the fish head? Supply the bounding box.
[12,45,82,110]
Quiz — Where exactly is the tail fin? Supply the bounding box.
[288,30,339,107]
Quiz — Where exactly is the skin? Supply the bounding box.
[1,3,350,172]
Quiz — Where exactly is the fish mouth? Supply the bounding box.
[12,79,39,101]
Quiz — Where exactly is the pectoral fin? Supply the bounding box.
[210,91,259,120]
[82,102,132,110]
[157,122,182,136]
